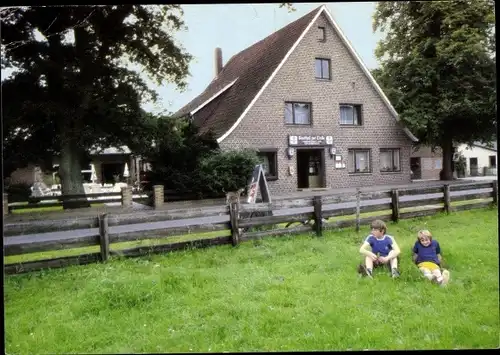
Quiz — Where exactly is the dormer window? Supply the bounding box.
[318,26,326,42]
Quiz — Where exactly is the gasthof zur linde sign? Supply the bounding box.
[288,135,333,146]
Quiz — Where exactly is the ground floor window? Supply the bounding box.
[348,149,371,173]
[380,148,401,172]
[489,155,496,168]
[257,149,278,180]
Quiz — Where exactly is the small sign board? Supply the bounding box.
[246,164,271,204]
[288,135,334,147]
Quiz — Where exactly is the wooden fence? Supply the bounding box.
[5,185,226,214]
[4,181,497,275]
[5,190,149,213]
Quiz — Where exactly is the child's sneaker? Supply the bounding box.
[391,268,400,278]
[357,264,373,278]
[440,270,450,286]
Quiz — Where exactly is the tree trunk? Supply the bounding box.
[56,25,94,209]
[45,30,89,208]
[440,138,454,181]
[59,140,90,209]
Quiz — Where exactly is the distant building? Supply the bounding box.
[456,142,497,177]
[410,146,443,180]
[7,146,149,187]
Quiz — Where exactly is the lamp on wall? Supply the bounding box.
[329,147,336,158]
[287,147,295,159]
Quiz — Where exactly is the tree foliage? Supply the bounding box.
[137,116,218,192]
[279,3,296,13]
[138,116,260,198]
[372,0,496,180]
[1,5,192,202]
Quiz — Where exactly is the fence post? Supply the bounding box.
[229,201,240,246]
[153,185,164,209]
[3,193,9,216]
[443,184,451,214]
[313,196,323,237]
[121,186,133,208]
[492,180,498,205]
[355,189,362,232]
[391,189,399,222]
[98,213,110,262]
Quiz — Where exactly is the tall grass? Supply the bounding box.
[4,208,499,353]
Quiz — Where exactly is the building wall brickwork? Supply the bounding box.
[219,13,413,195]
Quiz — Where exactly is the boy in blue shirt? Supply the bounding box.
[358,219,401,278]
[412,230,450,286]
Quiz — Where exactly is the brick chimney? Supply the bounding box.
[214,47,223,77]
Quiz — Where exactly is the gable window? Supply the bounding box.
[315,58,330,80]
[339,104,362,125]
[348,149,371,173]
[318,26,326,41]
[285,102,311,125]
[257,149,278,180]
[380,148,401,172]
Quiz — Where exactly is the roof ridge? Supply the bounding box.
[174,5,322,119]
[199,6,323,94]
[223,5,323,68]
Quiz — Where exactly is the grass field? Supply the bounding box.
[4,207,499,353]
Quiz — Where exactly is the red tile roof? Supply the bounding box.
[174,6,322,138]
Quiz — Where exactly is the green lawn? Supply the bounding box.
[4,207,499,353]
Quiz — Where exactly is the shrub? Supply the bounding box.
[197,149,261,196]
[141,115,261,199]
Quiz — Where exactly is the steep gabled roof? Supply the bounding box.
[173,6,321,137]
[174,4,418,143]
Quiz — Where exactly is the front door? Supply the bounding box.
[469,157,478,176]
[296,149,324,189]
[410,157,422,180]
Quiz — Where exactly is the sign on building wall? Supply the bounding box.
[288,135,334,147]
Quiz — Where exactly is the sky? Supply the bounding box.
[152,2,384,114]
[1,3,385,115]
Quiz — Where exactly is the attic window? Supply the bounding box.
[318,26,326,42]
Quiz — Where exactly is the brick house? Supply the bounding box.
[174,5,418,195]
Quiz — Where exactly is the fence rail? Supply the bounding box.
[6,190,150,212]
[5,186,227,213]
[4,181,497,275]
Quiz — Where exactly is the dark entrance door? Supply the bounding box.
[296,149,325,189]
[410,157,422,180]
[469,157,479,176]
[101,163,123,184]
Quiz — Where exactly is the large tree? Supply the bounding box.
[1,5,191,205]
[372,0,496,180]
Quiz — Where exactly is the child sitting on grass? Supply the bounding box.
[357,219,401,279]
[412,229,450,286]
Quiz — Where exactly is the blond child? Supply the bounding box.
[412,230,450,286]
[358,219,401,278]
